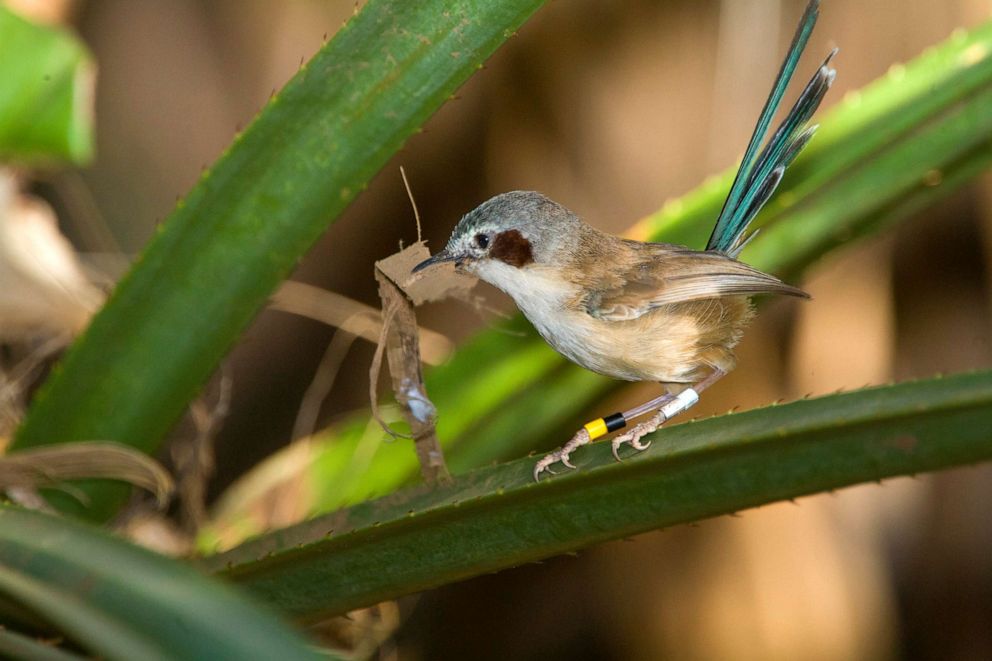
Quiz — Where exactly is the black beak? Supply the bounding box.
[412,249,458,274]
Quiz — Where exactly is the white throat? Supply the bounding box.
[471,260,577,324]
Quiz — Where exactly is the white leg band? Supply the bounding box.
[659,388,699,420]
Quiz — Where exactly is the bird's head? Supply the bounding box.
[412,191,582,285]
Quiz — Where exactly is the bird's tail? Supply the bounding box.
[706,0,836,256]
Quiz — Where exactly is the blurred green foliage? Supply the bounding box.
[0,506,328,660]
[0,6,93,164]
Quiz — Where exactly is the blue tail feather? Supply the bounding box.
[706,0,836,254]
[725,52,836,255]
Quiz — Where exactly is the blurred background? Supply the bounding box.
[8,0,992,658]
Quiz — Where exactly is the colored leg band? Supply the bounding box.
[659,388,700,420]
[604,412,627,432]
[584,412,627,441]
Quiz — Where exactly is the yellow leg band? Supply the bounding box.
[583,418,608,441]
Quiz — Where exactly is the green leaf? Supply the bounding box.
[0,626,83,661]
[205,371,992,620]
[11,0,547,521]
[204,18,992,536]
[0,506,330,660]
[0,6,94,164]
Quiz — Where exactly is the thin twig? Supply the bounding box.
[368,299,412,440]
[175,372,232,532]
[0,334,70,437]
[399,166,422,243]
[293,323,362,440]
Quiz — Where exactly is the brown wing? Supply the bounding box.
[583,244,807,322]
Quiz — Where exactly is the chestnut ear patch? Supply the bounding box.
[490,229,534,268]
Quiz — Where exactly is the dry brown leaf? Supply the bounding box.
[376,241,478,306]
[0,441,174,507]
[270,280,454,365]
[0,172,105,339]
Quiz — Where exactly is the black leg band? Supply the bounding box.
[604,412,626,432]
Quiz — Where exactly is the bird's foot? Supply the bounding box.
[533,428,591,481]
[611,411,665,461]
[611,386,703,460]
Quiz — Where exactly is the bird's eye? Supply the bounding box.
[474,233,490,250]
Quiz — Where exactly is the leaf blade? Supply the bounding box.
[206,371,992,620]
[0,505,330,660]
[11,0,548,521]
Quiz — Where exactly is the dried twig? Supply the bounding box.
[270,281,453,365]
[0,334,67,438]
[400,166,422,244]
[368,297,412,440]
[293,323,363,440]
[173,373,232,532]
[372,262,449,483]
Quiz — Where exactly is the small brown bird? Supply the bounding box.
[414,0,835,480]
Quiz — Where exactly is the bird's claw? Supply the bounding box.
[611,432,652,461]
[630,437,652,451]
[533,428,591,481]
[532,451,568,481]
[611,414,663,460]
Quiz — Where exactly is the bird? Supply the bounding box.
[413,0,836,481]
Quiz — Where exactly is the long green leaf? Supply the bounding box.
[204,18,992,538]
[205,370,992,620]
[0,627,82,661]
[0,6,93,164]
[11,0,547,521]
[0,506,329,660]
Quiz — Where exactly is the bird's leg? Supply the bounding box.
[532,391,668,481]
[533,369,727,481]
[534,405,644,480]
[611,369,726,460]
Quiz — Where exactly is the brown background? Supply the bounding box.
[33,0,992,658]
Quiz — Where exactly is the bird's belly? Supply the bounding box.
[523,299,751,384]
